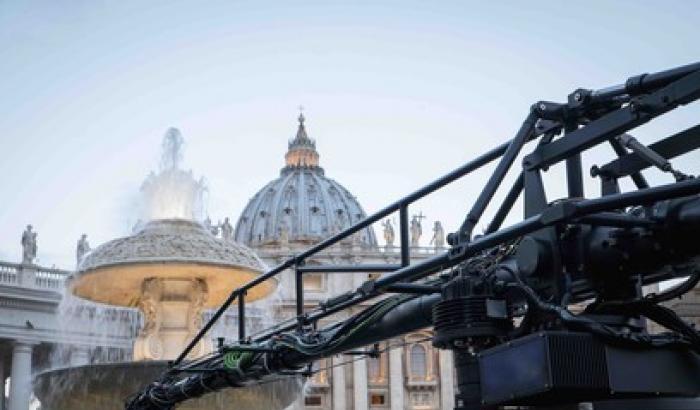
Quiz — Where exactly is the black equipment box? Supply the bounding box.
[478,331,700,406]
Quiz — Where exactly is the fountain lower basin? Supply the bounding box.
[34,361,302,410]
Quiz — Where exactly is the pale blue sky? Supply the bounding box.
[1,1,699,268]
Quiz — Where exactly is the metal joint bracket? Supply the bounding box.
[448,243,468,260]
[625,73,648,94]
[522,153,539,171]
[532,101,565,120]
[539,201,579,225]
[567,88,592,109]
[534,119,563,136]
[359,279,377,296]
[320,291,355,310]
[343,343,380,358]
[296,313,310,328]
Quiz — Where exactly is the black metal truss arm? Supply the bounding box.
[125,61,700,410]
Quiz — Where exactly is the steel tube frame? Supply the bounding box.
[295,268,304,318]
[458,111,537,242]
[400,205,410,266]
[602,125,700,179]
[525,69,700,170]
[608,137,649,190]
[238,292,246,341]
[565,121,585,198]
[297,264,401,273]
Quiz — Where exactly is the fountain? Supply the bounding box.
[33,128,301,409]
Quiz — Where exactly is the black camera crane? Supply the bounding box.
[126,61,700,410]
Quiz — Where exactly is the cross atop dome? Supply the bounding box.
[285,109,320,169]
[298,105,305,125]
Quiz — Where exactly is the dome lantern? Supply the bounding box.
[284,111,320,169]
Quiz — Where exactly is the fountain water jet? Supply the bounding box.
[33,128,300,410]
[139,128,207,223]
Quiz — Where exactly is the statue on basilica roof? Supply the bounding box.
[220,217,233,241]
[77,234,91,264]
[429,221,445,249]
[382,219,395,247]
[21,224,37,265]
[410,213,425,247]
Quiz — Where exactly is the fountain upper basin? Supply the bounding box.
[70,219,275,307]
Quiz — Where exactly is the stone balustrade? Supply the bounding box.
[34,266,68,289]
[0,261,69,290]
[0,262,19,285]
[257,244,446,260]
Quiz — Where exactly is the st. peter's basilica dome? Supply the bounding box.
[234,114,378,247]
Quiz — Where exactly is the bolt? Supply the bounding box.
[539,103,547,111]
[574,92,582,101]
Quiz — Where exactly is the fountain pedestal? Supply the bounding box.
[133,278,212,361]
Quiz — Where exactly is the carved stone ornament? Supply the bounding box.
[79,219,265,273]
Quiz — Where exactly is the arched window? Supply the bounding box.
[410,344,427,380]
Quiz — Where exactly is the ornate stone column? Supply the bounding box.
[133,278,212,361]
[439,349,455,410]
[8,341,34,410]
[389,344,405,410]
[332,355,346,409]
[353,357,368,410]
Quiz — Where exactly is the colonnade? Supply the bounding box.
[0,341,35,410]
